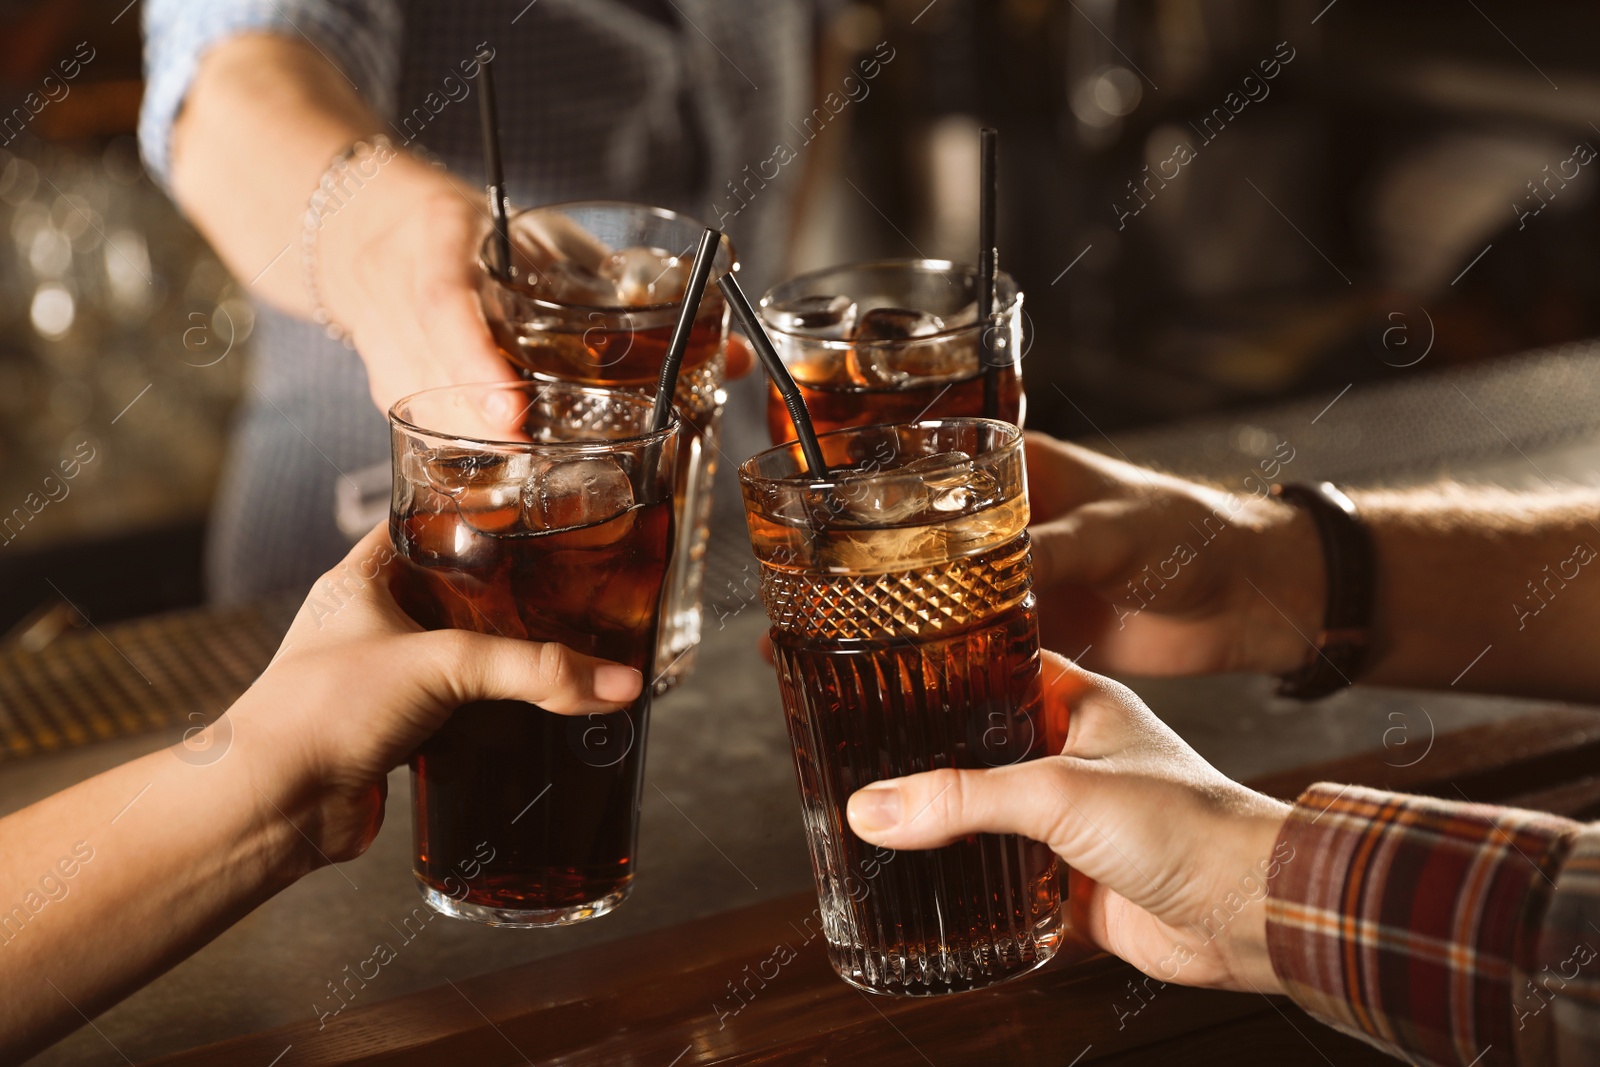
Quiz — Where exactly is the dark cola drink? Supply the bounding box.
[389,382,676,926]
[766,357,1024,444]
[477,203,735,693]
[769,590,1058,995]
[741,419,1061,994]
[759,261,1025,445]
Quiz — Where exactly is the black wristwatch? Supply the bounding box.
[1270,482,1376,701]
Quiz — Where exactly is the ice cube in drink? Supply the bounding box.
[600,246,690,306]
[768,293,858,338]
[522,455,635,533]
[853,306,944,341]
[759,263,1025,443]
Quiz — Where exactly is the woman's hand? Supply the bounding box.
[1024,432,1321,677]
[222,525,643,864]
[847,652,1291,992]
[175,35,750,423]
[314,152,757,415]
[315,155,520,414]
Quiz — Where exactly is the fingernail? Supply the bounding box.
[848,784,903,833]
[594,665,643,702]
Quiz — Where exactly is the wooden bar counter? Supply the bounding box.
[138,705,1600,1067]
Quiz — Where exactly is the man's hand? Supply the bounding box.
[1025,432,1322,677]
[847,652,1292,993]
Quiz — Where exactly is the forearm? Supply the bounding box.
[0,521,637,1058]
[1238,485,1600,699]
[0,720,312,1061]
[1356,488,1600,700]
[169,33,381,314]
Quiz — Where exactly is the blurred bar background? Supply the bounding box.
[3,0,1598,632]
[0,0,245,639]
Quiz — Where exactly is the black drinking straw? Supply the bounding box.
[651,227,722,433]
[978,126,1000,418]
[476,48,513,280]
[717,274,831,477]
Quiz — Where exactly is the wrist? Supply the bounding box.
[1222,800,1293,994]
[231,668,393,865]
[219,694,337,881]
[1232,498,1325,675]
[312,148,439,335]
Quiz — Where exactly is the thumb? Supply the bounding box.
[414,631,643,715]
[847,761,1069,851]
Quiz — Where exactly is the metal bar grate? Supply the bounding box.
[0,602,291,762]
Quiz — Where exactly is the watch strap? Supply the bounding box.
[1271,481,1376,701]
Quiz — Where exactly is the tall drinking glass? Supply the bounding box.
[740,419,1061,994]
[758,260,1025,444]
[479,201,734,691]
[390,381,677,926]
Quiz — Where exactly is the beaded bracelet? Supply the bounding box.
[300,134,396,348]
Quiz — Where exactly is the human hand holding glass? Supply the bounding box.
[846,650,1292,994]
[0,524,640,1061]
[313,154,757,415]
[234,522,647,864]
[390,380,680,926]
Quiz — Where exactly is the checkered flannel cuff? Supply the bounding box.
[1265,783,1577,1067]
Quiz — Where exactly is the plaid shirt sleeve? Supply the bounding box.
[139,0,401,192]
[1265,782,1600,1067]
